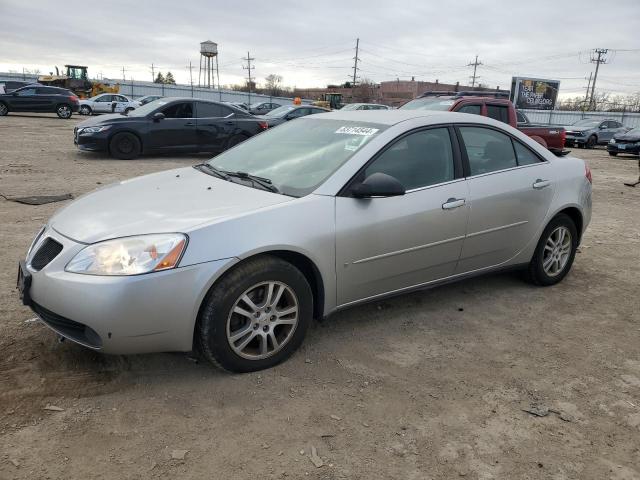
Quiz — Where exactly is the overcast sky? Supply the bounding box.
[1,0,639,98]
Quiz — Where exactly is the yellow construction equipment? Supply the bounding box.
[313,92,343,110]
[38,65,120,98]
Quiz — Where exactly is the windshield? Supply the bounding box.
[340,104,361,111]
[265,105,295,117]
[249,102,265,109]
[625,128,640,136]
[572,119,600,127]
[206,119,387,197]
[126,99,169,117]
[400,97,455,111]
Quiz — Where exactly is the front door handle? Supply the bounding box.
[185,122,195,126]
[442,198,466,210]
[225,121,234,125]
[533,179,551,189]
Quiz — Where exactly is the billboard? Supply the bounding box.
[510,77,560,110]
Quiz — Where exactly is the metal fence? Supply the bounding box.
[520,108,640,129]
[0,72,312,106]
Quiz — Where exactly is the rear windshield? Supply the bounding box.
[400,97,455,111]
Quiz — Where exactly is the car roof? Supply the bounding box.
[309,109,478,126]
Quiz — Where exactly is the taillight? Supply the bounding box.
[585,163,592,184]
[560,129,566,145]
[259,121,268,130]
[70,95,79,103]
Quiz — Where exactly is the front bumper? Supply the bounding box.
[73,128,109,152]
[607,143,640,154]
[565,136,586,146]
[22,227,236,354]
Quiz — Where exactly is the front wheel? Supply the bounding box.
[124,107,134,114]
[196,256,313,372]
[80,105,92,115]
[109,132,141,159]
[526,213,578,286]
[0,102,8,116]
[56,104,72,119]
[586,135,597,149]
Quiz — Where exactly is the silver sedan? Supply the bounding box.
[18,111,592,372]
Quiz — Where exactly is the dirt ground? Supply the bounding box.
[0,113,639,480]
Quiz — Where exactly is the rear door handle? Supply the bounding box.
[533,179,551,189]
[442,198,466,210]
[225,121,234,125]
[185,122,195,126]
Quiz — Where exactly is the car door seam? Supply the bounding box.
[352,235,466,265]
[466,220,529,239]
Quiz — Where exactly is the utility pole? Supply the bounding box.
[589,48,608,110]
[242,51,255,106]
[150,63,155,83]
[467,55,482,88]
[352,38,360,87]
[121,66,126,81]
[583,71,593,111]
[187,61,194,97]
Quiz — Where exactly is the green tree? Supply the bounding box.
[154,72,165,84]
[165,71,176,85]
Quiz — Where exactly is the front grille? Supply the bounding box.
[30,238,63,271]
[32,302,102,348]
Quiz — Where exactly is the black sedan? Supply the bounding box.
[0,85,80,118]
[73,98,269,159]
[263,105,329,127]
[607,127,640,156]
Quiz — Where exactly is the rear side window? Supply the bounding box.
[364,127,455,190]
[36,87,60,94]
[457,104,481,115]
[459,127,517,175]
[196,102,232,118]
[486,104,510,124]
[513,141,541,166]
[16,88,36,96]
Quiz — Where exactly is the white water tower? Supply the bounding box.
[199,40,219,89]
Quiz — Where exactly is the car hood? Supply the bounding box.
[76,113,137,127]
[50,166,293,243]
[613,132,640,141]
[563,126,590,133]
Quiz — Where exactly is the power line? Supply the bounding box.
[467,55,482,88]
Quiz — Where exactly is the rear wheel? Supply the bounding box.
[56,104,72,119]
[586,135,597,149]
[80,105,92,115]
[526,213,578,286]
[0,102,8,116]
[196,256,313,372]
[608,152,618,156]
[109,132,141,160]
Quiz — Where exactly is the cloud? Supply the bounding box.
[0,0,638,96]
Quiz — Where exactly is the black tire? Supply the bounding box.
[80,105,92,116]
[124,107,134,114]
[109,132,141,160]
[586,135,597,149]
[196,255,313,373]
[576,143,584,149]
[56,104,73,119]
[0,102,8,116]
[226,134,249,150]
[526,213,578,286]
[608,152,618,156]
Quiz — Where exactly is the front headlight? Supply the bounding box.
[66,234,187,276]
[80,125,111,134]
[610,138,616,144]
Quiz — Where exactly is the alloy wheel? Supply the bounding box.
[0,103,7,116]
[58,105,71,118]
[226,281,299,360]
[542,226,572,277]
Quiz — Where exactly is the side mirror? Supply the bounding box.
[152,112,165,122]
[351,172,406,198]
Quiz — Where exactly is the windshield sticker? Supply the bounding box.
[335,126,379,136]
[344,135,369,151]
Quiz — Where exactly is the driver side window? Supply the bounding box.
[16,88,36,96]
[162,102,193,118]
[363,128,455,190]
